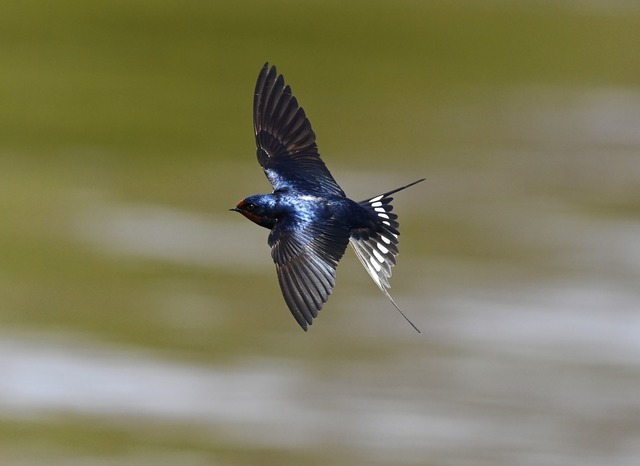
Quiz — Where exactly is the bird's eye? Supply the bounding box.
[244,202,255,211]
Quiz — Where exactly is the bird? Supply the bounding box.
[231,63,424,332]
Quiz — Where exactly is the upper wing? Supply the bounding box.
[253,63,345,197]
[268,215,350,330]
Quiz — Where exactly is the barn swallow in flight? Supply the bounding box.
[231,63,424,332]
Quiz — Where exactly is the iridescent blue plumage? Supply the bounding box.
[232,63,424,331]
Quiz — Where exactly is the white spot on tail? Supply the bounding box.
[380,235,391,244]
[370,195,384,203]
[371,201,383,208]
[376,242,389,254]
[372,248,385,263]
[378,213,390,220]
[369,256,382,272]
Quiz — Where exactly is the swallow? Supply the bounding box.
[231,63,424,332]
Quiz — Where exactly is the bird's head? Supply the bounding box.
[230,194,278,229]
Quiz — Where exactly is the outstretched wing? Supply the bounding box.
[254,63,345,197]
[268,215,350,331]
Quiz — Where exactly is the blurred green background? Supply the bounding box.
[1,1,639,465]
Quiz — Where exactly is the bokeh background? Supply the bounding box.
[2,1,639,465]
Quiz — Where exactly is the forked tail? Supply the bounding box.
[350,178,425,332]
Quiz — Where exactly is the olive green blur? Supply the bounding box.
[1,1,639,465]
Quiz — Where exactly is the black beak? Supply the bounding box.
[229,207,239,212]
